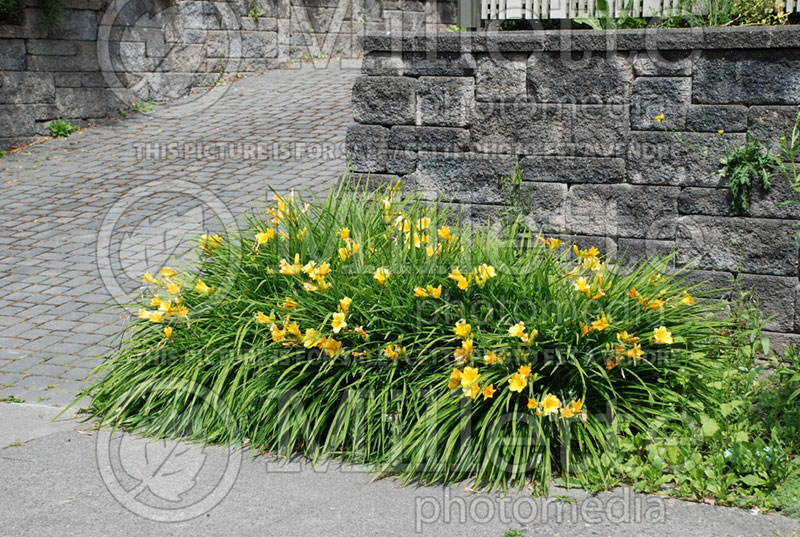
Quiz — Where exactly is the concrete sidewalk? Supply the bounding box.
[1,403,798,537]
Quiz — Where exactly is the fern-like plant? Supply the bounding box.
[719,135,780,212]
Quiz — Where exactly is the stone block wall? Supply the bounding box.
[347,27,800,348]
[0,0,456,149]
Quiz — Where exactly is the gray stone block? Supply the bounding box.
[55,87,117,117]
[54,73,82,88]
[694,49,800,105]
[516,182,568,233]
[241,31,278,58]
[520,156,624,183]
[0,105,36,138]
[0,40,26,70]
[0,73,55,105]
[632,50,693,76]
[682,269,735,299]
[411,151,516,203]
[25,39,77,56]
[528,52,633,105]
[627,131,742,187]
[763,331,800,356]
[472,103,627,157]
[679,181,800,219]
[676,215,797,276]
[566,184,679,239]
[417,76,474,127]
[738,273,796,333]
[686,105,747,133]
[403,52,475,76]
[346,124,389,173]
[362,52,404,76]
[631,77,690,130]
[179,0,225,30]
[388,125,469,152]
[386,149,417,175]
[49,9,98,41]
[352,75,417,125]
[747,106,800,143]
[616,238,676,268]
[475,52,527,102]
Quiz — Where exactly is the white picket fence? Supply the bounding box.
[481,0,799,20]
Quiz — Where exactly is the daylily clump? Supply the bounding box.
[88,184,730,493]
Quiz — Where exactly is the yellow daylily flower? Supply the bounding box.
[461,366,480,388]
[655,114,665,123]
[541,393,562,416]
[164,279,180,295]
[283,297,298,310]
[591,312,610,332]
[297,227,308,239]
[570,399,583,414]
[374,267,390,285]
[164,326,173,339]
[255,311,272,323]
[454,319,471,338]
[679,291,695,306]
[527,398,538,409]
[199,234,222,251]
[339,227,350,240]
[331,312,347,333]
[448,367,462,389]
[302,328,323,348]
[560,406,575,419]
[356,326,369,341]
[476,264,497,287]
[270,324,285,343]
[142,272,159,285]
[437,226,451,241]
[574,277,591,296]
[481,384,496,400]
[414,286,429,298]
[484,351,502,365]
[321,337,341,357]
[339,296,352,312]
[464,383,481,399]
[624,343,643,360]
[256,228,275,246]
[653,326,673,345]
[427,284,442,299]
[518,364,531,378]
[159,267,177,278]
[508,322,526,339]
[454,339,474,363]
[194,279,212,294]
[508,373,527,393]
[447,268,470,290]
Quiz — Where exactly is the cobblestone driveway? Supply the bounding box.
[0,60,361,406]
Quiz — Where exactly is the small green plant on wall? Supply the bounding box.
[720,134,780,212]
[656,115,783,213]
[48,119,78,138]
[246,0,259,22]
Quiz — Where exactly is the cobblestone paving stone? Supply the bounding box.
[0,60,361,407]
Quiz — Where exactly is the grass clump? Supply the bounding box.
[84,181,732,493]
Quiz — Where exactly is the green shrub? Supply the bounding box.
[84,182,731,492]
[48,118,78,138]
